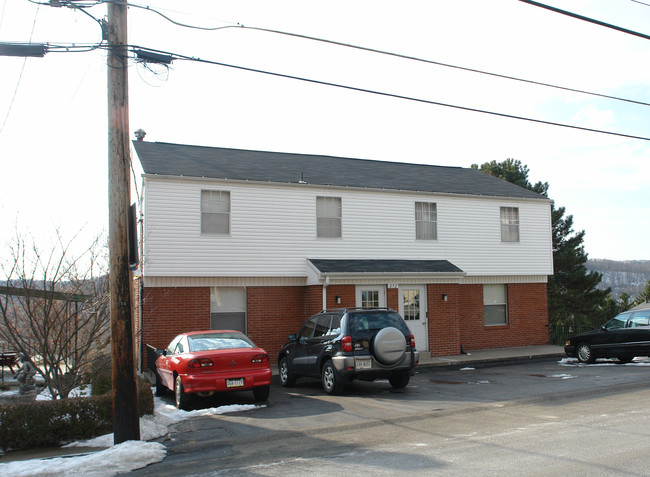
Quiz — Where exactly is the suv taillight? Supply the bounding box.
[251,353,269,363]
[188,358,214,368]
[409,332,416,349]
[342,335,353,352]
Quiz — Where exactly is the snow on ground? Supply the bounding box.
[0,387,265,477]
[559,357,650,366]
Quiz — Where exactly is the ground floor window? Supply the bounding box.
[356,286,386,307]
[210,287,246,332]
[484,284,507,326]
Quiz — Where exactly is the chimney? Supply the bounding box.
[134,129,146,141]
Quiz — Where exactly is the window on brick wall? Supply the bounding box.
[210,287,246,333]
[484,284,508,326]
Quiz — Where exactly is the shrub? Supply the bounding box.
[88,353,112,396]
[0,376,155,451]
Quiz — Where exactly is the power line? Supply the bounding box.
[118,1,237,31]
[239,25,650,108]
[122,2,650,108]
[0,4,40,137]
[519,0,650,41]
[131,45,650,142]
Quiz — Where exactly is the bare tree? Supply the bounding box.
[0,230,110,399]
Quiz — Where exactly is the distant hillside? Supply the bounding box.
[586,259,650,298]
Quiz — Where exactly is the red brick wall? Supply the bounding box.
[141,287,210,368]
[305,285,323,316]
[325,285,355,309]
[246,286,308,361]
[458,283,549,351]
[459,284,485,349]
[427,284,462,356]
[141,281,549,365]
[387,287,398,310]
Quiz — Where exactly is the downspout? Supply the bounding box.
[137,177,145,374]
[322,275,330,310]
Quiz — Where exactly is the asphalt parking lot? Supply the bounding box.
[154,355,650,446]
[130,356,650,476]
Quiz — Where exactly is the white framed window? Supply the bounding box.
[316,196,342,238]
[210,287,246,333]
[415,202,437,240]
[484,284,508,326]
[500,207,519,242]
[201,190,230,235]
[356,286,386,307]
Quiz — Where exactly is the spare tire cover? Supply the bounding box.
[372,327,406,365]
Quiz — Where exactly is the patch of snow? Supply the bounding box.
[0,441,166,477]
[460,367,475,371]
[558,357,576,364]
[0,391,266,476]
[549,374,576,379]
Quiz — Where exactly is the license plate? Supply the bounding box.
[226,378,245,388]
[356,358,371,369]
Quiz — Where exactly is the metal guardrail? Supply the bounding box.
[549,324,593,346]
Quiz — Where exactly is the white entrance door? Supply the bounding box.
[399,285,428,351]
[356,286,386,308]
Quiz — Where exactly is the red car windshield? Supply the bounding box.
[188,333,255,352]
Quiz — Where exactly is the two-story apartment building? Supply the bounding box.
[134,141,553,363]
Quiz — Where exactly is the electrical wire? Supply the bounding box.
[116,1,650,108]
[519,0,650,41]
[114,1,237,31]
[0,0,8,34]
[244,26,650,108]
[0,3,40,137]
[130,45,650,142]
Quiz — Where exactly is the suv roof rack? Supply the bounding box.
[317,307,395,314]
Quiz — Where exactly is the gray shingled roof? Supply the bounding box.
[308,259,463,274]
[133,141,545,199]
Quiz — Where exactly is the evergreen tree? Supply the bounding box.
[635,280,650,305]
[472,159,609,327]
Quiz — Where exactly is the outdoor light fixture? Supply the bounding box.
[336,296,342,304]
[442,294,448,302]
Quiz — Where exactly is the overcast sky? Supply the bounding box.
[1,0,649,261]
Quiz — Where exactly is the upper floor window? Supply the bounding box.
[201,190,230,235]
[500,207,519,242]
[415,202,437,240]
[316,196,342,238]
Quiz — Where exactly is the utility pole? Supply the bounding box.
[107,1,140,444]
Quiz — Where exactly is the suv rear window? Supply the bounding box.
[349,311,408,335]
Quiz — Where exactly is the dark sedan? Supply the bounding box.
[565,308,650,363]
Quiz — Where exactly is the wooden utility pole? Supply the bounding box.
[107,1,140,444]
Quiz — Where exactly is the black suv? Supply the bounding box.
[278,308,419,394]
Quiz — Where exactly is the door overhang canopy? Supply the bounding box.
[306,259,466,286]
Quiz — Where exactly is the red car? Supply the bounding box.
[155,330,272,409]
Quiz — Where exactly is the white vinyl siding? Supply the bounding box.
[201,190,230,235]
[415,202,437,240]
[316,196,342,238]
[500,206,519,242]
[143,178,553,278]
